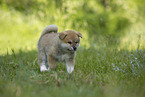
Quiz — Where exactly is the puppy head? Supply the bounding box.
[59,30,82,52]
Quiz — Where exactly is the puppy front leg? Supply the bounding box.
[65,58,75,73]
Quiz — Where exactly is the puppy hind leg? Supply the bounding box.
[47,56,56,70]
[38,51,49,72]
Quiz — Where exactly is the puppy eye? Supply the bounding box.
[75,42,78,44]
[68,42,72,44]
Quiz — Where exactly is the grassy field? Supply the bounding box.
[0,48,145,97]
[0,5,145,97]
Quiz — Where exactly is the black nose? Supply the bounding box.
[73,47,77,51]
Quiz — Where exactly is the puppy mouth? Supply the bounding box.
[68,47,77,51]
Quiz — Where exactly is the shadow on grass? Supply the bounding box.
[0,50,39,71]
[0,49,68,83]
[3,48,68,75]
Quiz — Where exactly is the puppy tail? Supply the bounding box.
[41,24,58,37]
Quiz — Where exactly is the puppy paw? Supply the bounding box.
[40,65,49,72]
[66,65,74,73]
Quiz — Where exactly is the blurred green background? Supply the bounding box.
[0,1,145,97]
[0,0,145,53]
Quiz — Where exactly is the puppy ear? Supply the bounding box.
[59,32,67,40]
[76,32,82,38]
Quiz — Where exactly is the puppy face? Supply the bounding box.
[59,30,82,52]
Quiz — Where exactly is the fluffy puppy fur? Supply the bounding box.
[37,24,82,73]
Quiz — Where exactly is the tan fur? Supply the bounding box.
[37,25,82,73]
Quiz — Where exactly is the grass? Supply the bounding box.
[0,48,145,97]
[0,8,145,97]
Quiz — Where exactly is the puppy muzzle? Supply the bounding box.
[69,46,77,51]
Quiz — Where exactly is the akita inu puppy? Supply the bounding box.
[37,25,82,73]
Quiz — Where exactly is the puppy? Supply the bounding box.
[37,24,82,73]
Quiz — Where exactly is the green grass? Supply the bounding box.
[0,48,145,97]
[0,7,145,97]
